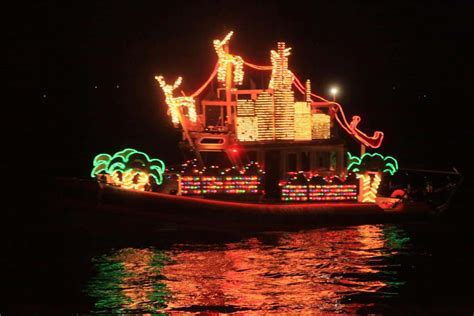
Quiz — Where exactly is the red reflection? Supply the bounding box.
[116,249,155,310]
[162,225,391,313]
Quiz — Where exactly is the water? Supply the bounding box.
[3,222,473,314]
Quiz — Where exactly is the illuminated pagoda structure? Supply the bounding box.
[156,31,385,200]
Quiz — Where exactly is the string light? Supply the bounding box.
[255,92,274,141]
[179,162,264,195]
[294,102,312,141]
[236,99,257,141]
[308,184,358,201]
[268,43,292,90]
[155,31,385,150]
[312,113,331,139]
[280,175,358,202]
[305,79,311,102]
[213,31,244,87]
[281,184,308,201]
[270,42,295,140]
[292,74,384,148]
[155,76,197,125]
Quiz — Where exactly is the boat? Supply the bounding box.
[50,176,435,233]
[62,31,462,232]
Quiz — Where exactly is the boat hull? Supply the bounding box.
[47,178,434,233]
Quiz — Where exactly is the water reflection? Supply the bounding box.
[87,224,411,313]
[87,248,171,313]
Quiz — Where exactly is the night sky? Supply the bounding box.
[9,1,474,180]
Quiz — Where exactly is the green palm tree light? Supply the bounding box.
[91,148,165,191]
[347,152,398,203]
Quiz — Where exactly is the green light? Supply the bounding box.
[91,153,112,178]
[347,152,399,175]
[91,148,166,187]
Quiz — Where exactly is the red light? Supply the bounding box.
[231,147,239,154]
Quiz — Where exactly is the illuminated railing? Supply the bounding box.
[308,184,357,201]
[281,175,358,202]
[281,184,308,201]
[179,161,264,195]
[180,175,263,195]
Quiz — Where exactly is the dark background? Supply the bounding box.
[3,3,474,313]
[7,1,474,180]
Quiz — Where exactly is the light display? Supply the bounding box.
[91,148,165,191]
[155,30,385,151]
[155,76,197,125]
[308,184,358,201]
[357,173,381,203]
[292,75,384,148]
[294,102,312,141]
[281,174,358,202]
[213,31,244,87]
[179,162,264,195]
[255,92,275,141]
[111,169,149,191]
[281,184,308,201]
[271,42,295,140]
[305,79,311,102]
[268,43,293,90]
[236,99,257,141]
[312,113,331,139]
[347,152,399,176]
[181,174,262,195]
[347,152,399,203]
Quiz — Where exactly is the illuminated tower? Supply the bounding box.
[255,92,274,141]
[270,42,295,140]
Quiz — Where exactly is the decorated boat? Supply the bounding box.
[62,31,462,232]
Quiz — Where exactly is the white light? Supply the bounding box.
[330,87,338,95]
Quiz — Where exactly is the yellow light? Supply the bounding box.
[111,170,149,191]
[268,42,292,90]
[269,42,295,140]
[213,31,244,87]
[312,113,331,139]
[236,99,257,141]
[155,75,197,125]
[294,102,311,141]
[255,92,274,141]
[360,173,380,203]
[305,80,311,102]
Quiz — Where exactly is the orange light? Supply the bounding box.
[213,31,244,87]
[155,76,197,125]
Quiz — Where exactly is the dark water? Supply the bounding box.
[3,221,474,314]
